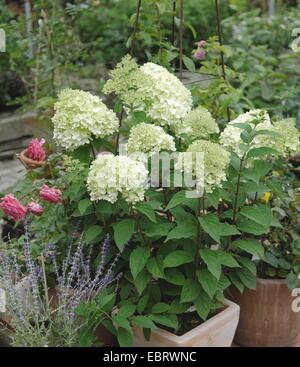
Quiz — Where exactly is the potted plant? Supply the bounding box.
[0,56,291,348]
[230,128,300,347]
[74,58,287,348]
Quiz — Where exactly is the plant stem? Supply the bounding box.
[40,253,50,314]
[232,155,245,223]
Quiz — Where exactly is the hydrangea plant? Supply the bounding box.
[1,56,299,347]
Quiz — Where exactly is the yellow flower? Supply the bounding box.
[261,192,271,204]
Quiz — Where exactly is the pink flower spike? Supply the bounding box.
[196,40,206,48]
[39,184,62,204]
[0,194,27,221]
[26,138,46,162]
[27,202,44,216]
[194,49,206,60]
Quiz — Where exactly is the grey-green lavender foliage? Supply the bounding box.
[0,226,122,347]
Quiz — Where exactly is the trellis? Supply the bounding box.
[130,0,231,122]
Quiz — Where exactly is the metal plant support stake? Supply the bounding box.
[179,0,184,81]
[215,0,231,122]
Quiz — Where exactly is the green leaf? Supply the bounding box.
[237,220,268,235]
[180,279,201,303]
[164,268,186,285]
[144,223,175,238]
[134,269,151,294]
[78,198,92,215]
[118,303,136,318]
[237,257,257,276]
[165,220,197,242]
[165,191,186,211]
[182,55,196,72]
[136,202,157,223]
[217,251,240,268]
[194,291,214,321]
[199,214,220,243]
[196,269,218,299]
[117,327,133,347]
[151,303,170,314]
[71,145,91,164]
[240,204,273,228]
[112,219,135,250]
[150,314,178,330]
[164,250,193,268]
[133,316,156,329]
[199,249,221,279]
[236,268,257,290]
[247,147,279,159]
[233,239,265,259]
[220,223,240,236]
[132,110,147,124]
[243,161,273,184]
[130,247,151,279]
[229,272,244,294]
[146,257,164,278]
[84,225,102,243]
[287,272,299,290]
[137,295,149,314]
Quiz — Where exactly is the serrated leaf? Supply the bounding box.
[130,247,151,279]
[146,257,164,278]
[150,314,178,330]
[196,269,218,299]
[84,225,102,243]
[151,303,170,314]
[133,316,156,329]
[236,268,257,289]
[199,249,221,279]
[180,279,201,303]
[233,239,265,259]
[112,219,135,250]
[78,198,92,215]
[199,214,220,243]
[220,223,240,236]
[117,327,133,347]
[136,202,157,223]
[194,291,214,321]
[164,250,193,268]
[164,220,197,242]
[164,268,186,285]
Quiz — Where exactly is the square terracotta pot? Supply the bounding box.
[133,299,240,347]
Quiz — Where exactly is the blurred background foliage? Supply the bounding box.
[0,0,299,124]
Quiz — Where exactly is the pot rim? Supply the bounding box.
[256,277,290,285]
[139,298,240,343]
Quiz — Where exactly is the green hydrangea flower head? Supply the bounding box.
[177,106,219,140]
[176,140,230,193]
[127,123,176,157]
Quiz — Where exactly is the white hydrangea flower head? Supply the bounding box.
[127,123,176,157]
[139,62,193,127]
[87,154,148,204]
[52,89,119,151]
[260,118,300,156]
[220,109,271,157]
[175,140,230,193]
[177,106,219,139]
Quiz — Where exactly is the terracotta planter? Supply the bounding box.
[231,278,300,347]
[16,149,46,170]
[133,299,240,347]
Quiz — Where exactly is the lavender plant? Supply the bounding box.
[0,227,122,347]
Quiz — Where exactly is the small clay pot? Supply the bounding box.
[230,278,300,347]
[16,149,46,170]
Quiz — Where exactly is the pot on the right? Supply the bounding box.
[230,278,300,347]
